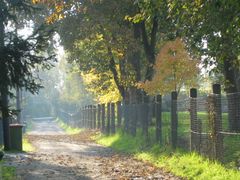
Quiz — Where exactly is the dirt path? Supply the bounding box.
[4,119,181,180]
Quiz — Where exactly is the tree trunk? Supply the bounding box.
[16,87,21,123]
[224,60,240,131]
[1,87,10,150]
[140,17,158,81]
[0,11,11,150]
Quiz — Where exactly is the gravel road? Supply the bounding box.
[3,118,181,180]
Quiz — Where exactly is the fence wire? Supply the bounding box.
[177,98,190,150]
[57,91,240,169]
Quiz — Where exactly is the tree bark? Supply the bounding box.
[224,60,240,131]
[0,10,11,150]
[16,87,21,123]
[107,46,125,98]
[0,87,10,151]
[140,17,158,81]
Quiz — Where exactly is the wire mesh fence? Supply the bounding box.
[56,84,240,168]
[221,93,240,167]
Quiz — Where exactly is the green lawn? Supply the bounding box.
[95,129,240,180]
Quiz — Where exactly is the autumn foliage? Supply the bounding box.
[140,38,199,95]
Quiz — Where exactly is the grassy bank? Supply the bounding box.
[56,118,82,135]
[95,130,240,179]
[0,162,16,180]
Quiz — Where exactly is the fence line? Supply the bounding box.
[57,84,240,167]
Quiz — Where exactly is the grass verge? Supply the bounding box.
[0,161,16,180]
[23,136,35,152]
[56,118,82,135]
[95,130,240,180]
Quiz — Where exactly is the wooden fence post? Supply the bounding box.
[81,107,83,128]
[88,105,93,129]
[83,106,86,128]
[97,104,101,129]
[156,95,162,144]
[133,103,137,136]
[117,101,122,128]
[88,105,91,128]
[111,103,116,134]
[142,94,149,138]
[101,104,105,133]
[212,84,223,160]
[85,106,88,128]
[93,105,96,129]
[123,100,130,133]
[107,103,111,135]
[171,91,178,149]
[190,88,198,152]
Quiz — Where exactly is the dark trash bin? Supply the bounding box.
[9,124,24,151]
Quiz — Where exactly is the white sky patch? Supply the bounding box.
[53,33,65,60]
[18,26,33,38]
[18,20,34,38]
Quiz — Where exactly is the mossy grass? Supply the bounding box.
[95,129,240,179]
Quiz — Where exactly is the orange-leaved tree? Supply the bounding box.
[140,38,199,95]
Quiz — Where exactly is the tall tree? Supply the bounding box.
[37,0,175,103]
[168,0,240,131]
[140,38,199,95]
[0,0,55,150]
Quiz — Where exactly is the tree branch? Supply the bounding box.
[99,24,125,98]
[107,46,125,98]
[150,16,158,51]
[140,21,150,56]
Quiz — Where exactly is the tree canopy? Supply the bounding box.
[140,38,199,95]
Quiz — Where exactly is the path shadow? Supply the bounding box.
[3,153,94,180]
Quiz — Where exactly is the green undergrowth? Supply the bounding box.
[0,162,16,180]
[56,118,82,135]
[95,130,240,180]
[23,136,35,152]
[0,137,33,179]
